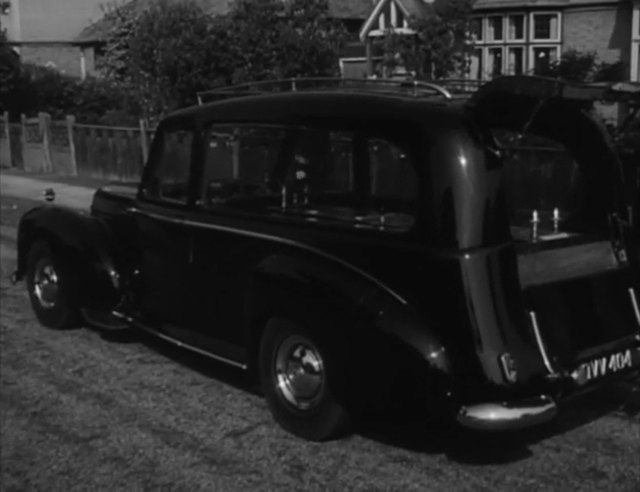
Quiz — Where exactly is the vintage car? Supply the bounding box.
[12,76,640,441]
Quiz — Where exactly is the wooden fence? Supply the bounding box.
[0,111,153,181]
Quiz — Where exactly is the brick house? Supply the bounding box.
[0,0,106,78]
[359,0,640,82]
[0,0,374,80]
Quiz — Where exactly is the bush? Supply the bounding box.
[538,49,627,83]
[1,61,143,125]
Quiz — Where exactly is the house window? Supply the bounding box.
[632,2,640,81]
[470,11,560,81]
[508,15,525,41]
[487,16,504,42]
[488,47,504,77]
[469,48,483,80]
[470,17,484,42]
[531,46,559,74]
[507,46,525,75]
[531,13,560,41]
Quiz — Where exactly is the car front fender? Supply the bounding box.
[15,205,125,311]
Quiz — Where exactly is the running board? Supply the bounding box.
[112,312,249,371]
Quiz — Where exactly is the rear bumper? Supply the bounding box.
[456,395,557,431]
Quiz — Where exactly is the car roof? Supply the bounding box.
[162,90,468,129]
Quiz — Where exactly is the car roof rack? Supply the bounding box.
[196,77,483,105]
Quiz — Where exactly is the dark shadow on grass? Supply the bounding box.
[86,319,640,463]
[356,375,640,464]
[86,323,260,396]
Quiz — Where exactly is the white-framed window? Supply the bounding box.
[468,48,484,80]
[632,1,640,81]
[507,46,526,75]
[487,47,504,78]
[530,12,561,42]
[487,15,504,42]
[530,45,560,74]
[507,14,526,41]
[469,10,562,81]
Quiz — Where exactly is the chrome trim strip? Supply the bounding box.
[629,288,640,328]
[529,310,558,376]
[112,312,248,370]
[131,207,409,305]
[457,395,557,431]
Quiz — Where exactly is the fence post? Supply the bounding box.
[139,119,149,165]
[66,114,78,176]
[20,114,27,171]
[1,111,11,168]
[39,112,53,173]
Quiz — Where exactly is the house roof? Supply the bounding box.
[359,0,626,39]
[75,0,371,43]
[474,0,623,9]
[358,0,432,42]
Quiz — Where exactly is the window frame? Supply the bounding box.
[529,12,561,43]
[507,13,526,42]
[195,121,420,234]
[486,15,505,43]
[486,46,505,78]
[632,1,640,81]
[506,45,526,75]
[197,123,289,210]
[529,44,561,74]
[139,120,198,208]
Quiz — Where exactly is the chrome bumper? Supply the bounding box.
[456,395,557,431]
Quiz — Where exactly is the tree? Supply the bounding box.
[98,0,346,117]
[99,0,233,117]
[225,0,346,82]
[0,30,21,111]
[382,0,474,80]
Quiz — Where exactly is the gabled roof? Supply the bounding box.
[75,0,371,43]
[359,0,432,42]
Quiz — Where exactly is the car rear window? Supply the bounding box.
[495,130,590,241]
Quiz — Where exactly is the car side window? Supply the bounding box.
[143,128,193,204]
[201,125,285,207]
[281,129,417,232]
[199,123,417,233]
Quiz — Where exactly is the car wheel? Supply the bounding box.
[259,317,352,441]
[26,240,79,329]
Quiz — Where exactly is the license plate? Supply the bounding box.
[574,349,637,383]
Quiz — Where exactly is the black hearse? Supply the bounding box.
[13,76,640,441]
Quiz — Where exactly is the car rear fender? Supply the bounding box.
[15,205,124,311]
[248,254,454,383]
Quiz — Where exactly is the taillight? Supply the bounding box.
[499,352,518,383]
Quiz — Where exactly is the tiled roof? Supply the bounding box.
[75,0,371,42]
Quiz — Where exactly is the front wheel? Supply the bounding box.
[26,240,79,329]
[259,317,352,441]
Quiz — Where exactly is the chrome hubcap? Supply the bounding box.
[33,259,59,309]
[274,335,325,411]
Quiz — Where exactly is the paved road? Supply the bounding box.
[1,193,640,491]
[0,173,95,210]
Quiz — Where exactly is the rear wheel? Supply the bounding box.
[26,240,79,329]
[259,317,352,441]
